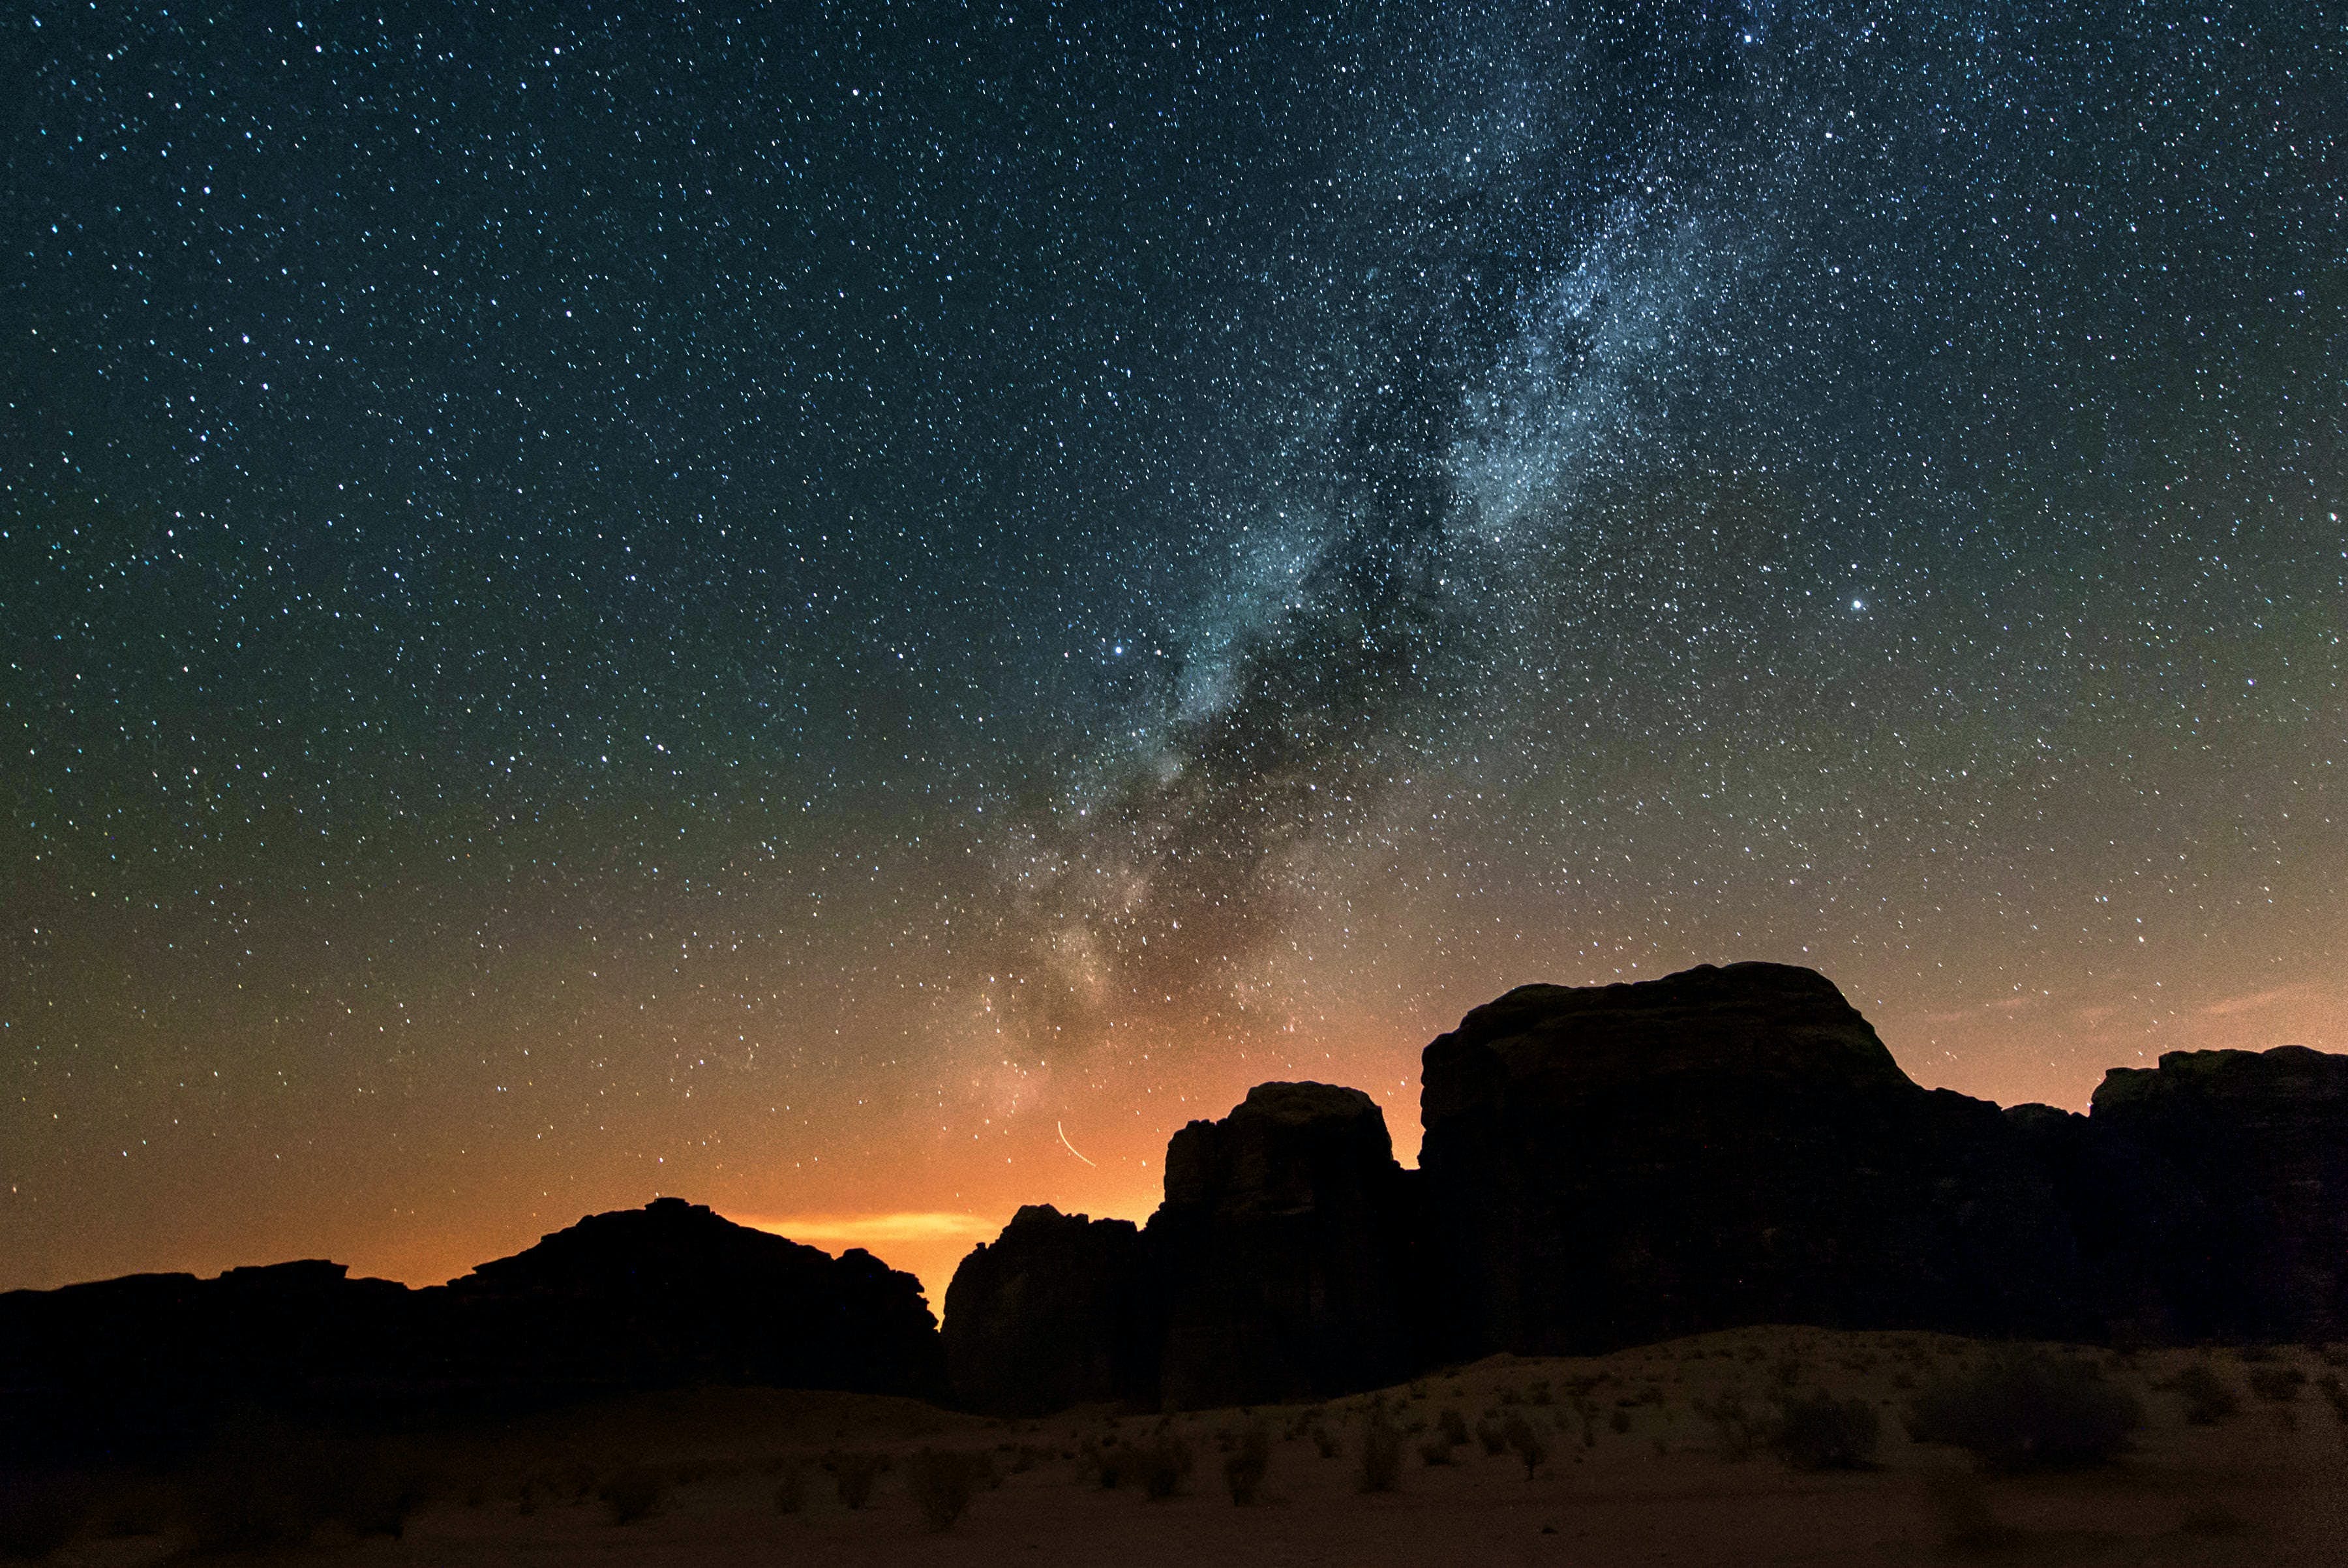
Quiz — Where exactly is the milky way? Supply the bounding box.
[6,2,2341,1294]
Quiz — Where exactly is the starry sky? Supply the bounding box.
[5,1,2342,1299]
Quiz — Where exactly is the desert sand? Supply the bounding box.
[28,1328,2348,1567]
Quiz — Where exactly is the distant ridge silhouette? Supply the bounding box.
[0,1196,938,1464]
[944,962,2348,1412]
[8,963,2342,1453]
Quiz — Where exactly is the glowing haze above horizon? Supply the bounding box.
[5,1,2341,1301]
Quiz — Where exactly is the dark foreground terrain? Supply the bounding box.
[7,1328,2347,1566]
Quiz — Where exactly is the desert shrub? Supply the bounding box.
[2247,1366,2306,1404]
[830,1451,887,1510]
[1437,1408,1469,1447]
[1139,1433,1192,1501]
[1908,1354,2140,1473]
[774,1460,807,1513]
[1475,1417,1509,1456]
[1091,1441,1134,1489]
[1769,1392,1880,1471]
[1771,1356,1807,1391]
[1691,1387,1764,1460]
[908,1449,980,1531]
[1358,1406,1403,1493]
[1608,1408,1633,1434]
[2171,1361,2239,1425]
[1223,1424,1270,1504]
[1311,1426,1340,1460]
[1418,1438,1455,1466]
[2317,1373,2348,1429]
[600,1466,666,1526]
[1528,1379,1553,1407]
[1501,1412,1548,1479]
[0,1473,91,1561]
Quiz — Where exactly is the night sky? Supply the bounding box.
[6,2,2341,1298]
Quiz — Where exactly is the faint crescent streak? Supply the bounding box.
[1057,1121,1097,1167]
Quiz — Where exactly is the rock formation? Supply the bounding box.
[941,1205,1154,1416]
[945,962,2347,1413]
[1148,1081,1425,1408]
[1415,962,2091,1357]
[13,965,2343,1438]
[0,1199,942,1464]
[442,1196,944,1400]
[2086,1046,2348,1342]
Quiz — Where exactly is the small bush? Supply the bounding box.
[2171,1361,2239,1425]
[774,1460,807,1513]
[2316,1372,2348,1429]
[1437,1408,1469,1447]
[908,1449,980,1531]
[1358,1406,1403,1493]
[1223,1424,1270,1504]
[1139,1433,1192,1501]
[1091,1441,1136,1490]
[1909,1354,2140,1473]
[1691,1387,1764,1460]
[1311,1426,1340,1460]
[600,1467,666,1526]
[1769,1392,1880,1471]
[2247,1366,2306,1404]
[830,1451,887,1510]
[1501,1412,1548,1479]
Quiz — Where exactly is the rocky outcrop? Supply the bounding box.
[941,1205,1153,1415]
[944,1083,1424,1413]
[0,1199,943,1464]
[2086,1047,2348,1342]
[442,1196,944,1400]
[1417,963,2090,1357]
[947,963,2348,1413]
[1149,1082,1424,1408]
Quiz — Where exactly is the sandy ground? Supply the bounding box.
[34,1329,2348,1567]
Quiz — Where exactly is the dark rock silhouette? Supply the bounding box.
[2086,1046,2348,1342]
[1149,1081,1424,1408]
[12,965,2345,1441]
[442,1196,944,1400]
[945,962,2347,1413]
[1416,962,2090,1357]
[941,1204,1154,1416]
[0,1199,940,1466]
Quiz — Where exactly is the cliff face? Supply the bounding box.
[1149,1082,1424,1408]
[443,1196,944,1400]
[939,1083,1425,1413]
[16,967,2343,1436]
[1416,962,2091,1357]
[2086,1046,2348,1342]
[945,963,2347,1415]
[941,1205,1154,1416]
[0,1199,944,1464]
